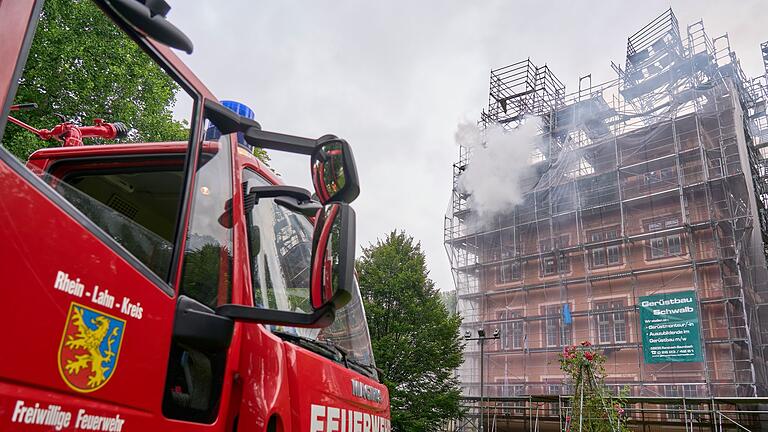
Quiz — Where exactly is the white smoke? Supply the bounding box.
[455,119,541,219]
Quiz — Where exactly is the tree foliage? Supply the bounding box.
[4,0,270,164]
[4,0,189,160]
[357,231,463,431]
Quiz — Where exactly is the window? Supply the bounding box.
[50,161,183,279]
[165,120,233,424]
[592,247,606,267]
[485,234,502,261]
[594,301,627,344]
[668,234,682,254]
[498,310,525,350]
[646,217,684,259]
[644,171,661,185]
[643,167,676,185]
[501,228,516,259]
[541,254,569,276]
[539,235,570,276]
[179,131,234,310]
[543,305,572,347]
[607,245,621,264]
[511,320,524,349]
[597,310,611,343]
[709,158,723,177]
[588,228,621,268]
[542,257,556,275]
[613,309,627,343]
[663,384,698,420]
[502,384,526,414]
[650,237,666,258]
[497,261,522,284]
[540,235,570,252]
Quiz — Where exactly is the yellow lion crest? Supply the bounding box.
[58,303,125,392]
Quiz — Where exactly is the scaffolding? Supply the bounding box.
[444,8,768,411]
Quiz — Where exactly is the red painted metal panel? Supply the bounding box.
[0,0,37,108]
[0,160,177,428]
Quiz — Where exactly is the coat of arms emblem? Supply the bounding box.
[58,302,125,392]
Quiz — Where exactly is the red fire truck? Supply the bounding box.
[0,0,390,431]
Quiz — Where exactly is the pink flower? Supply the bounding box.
[581,340,592,347]
[584,351,594,361]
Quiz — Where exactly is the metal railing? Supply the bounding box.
[442,396,768,432]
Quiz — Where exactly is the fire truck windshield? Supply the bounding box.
[243,169,377,378]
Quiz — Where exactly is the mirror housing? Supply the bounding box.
[104,0,194,54]
[216,304,335,328]
[311,203,356,310]
[311,136,360,205]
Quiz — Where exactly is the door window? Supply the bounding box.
[179,130,234,309]
[163,119,234,424]
[47,160,184,279]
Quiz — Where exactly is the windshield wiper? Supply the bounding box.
[346,357,378,379]
[272,331,345,363]
[273,331,378,380]
[272,330,378,379]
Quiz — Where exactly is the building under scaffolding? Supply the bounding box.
[444,8,768,413]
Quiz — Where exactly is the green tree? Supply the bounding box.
[5,0,188,159]
[4,0,269,164]
[357,231,463,431]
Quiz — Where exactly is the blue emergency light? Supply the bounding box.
[221,100,256,153]
[205,100,258,154]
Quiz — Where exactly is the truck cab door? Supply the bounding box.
[0,1,235,430]
[160,123,239,426]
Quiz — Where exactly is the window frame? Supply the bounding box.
[588,227,622,268]
[498,309,525,350]
[542,304,572,348]
[607,245,621,265]
[667,234,682,255]
[46,154,187,286]
[541,256,557,276]
[541,254,570,277]
[594,300,628,345]
[645,217,685,260]
[178,130,236,310]
[663,383,698,420]
[497,261,522,284]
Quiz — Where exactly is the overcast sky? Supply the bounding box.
[169,1,768,292]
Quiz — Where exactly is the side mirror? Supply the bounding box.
[311,203,356,310]
[311,136,360,205]
[104,0,194,54]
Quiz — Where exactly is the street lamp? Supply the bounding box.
[465,328,500,432]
